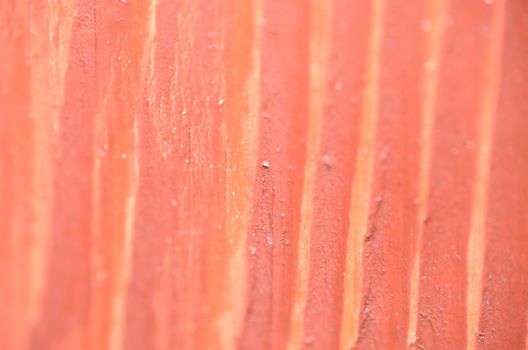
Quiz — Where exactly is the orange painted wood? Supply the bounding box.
[1,0,527,349]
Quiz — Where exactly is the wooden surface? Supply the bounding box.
[1,0,527,349]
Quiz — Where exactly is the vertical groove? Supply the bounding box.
[123,0,182,347]
[287,0,330,348]
[407,0,448,345]
[30,1,100,347]
[215,0,259,347]
[238,0,310,348]
[414,1,495,347]
[476,0,528,347]
[466,0,505,349]
[108,0,153,336]
[1,0,527,349]
[109,114,139,350]
[302,0,372,346]
[26,0,68,339]
[340,0,384,347]
[19,1,76,347]
[350,0,425,346]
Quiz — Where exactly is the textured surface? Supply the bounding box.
[1,0,527,349]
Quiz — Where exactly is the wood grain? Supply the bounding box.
[1,0,527,349]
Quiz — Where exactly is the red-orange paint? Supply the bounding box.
[238,1,309,349]
[1,1,528,349]
[353,0,424,348]
[477,1,528,348]
[415,2,495,348]
[303,0,372,347]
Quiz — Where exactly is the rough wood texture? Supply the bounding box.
[1,0,527,349]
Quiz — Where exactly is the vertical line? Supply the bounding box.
[466,1,505,349]
[239,0,310,347]
[407,0,448,345]
[525,320,528,350]
[340,0,384,348]
[108,1,157,349]
[286,0,330,348]
[220,0,260,346]
[24,0,77,346]
[233,0,262,344]
[109,109,140,350]
[26,0,57,336]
